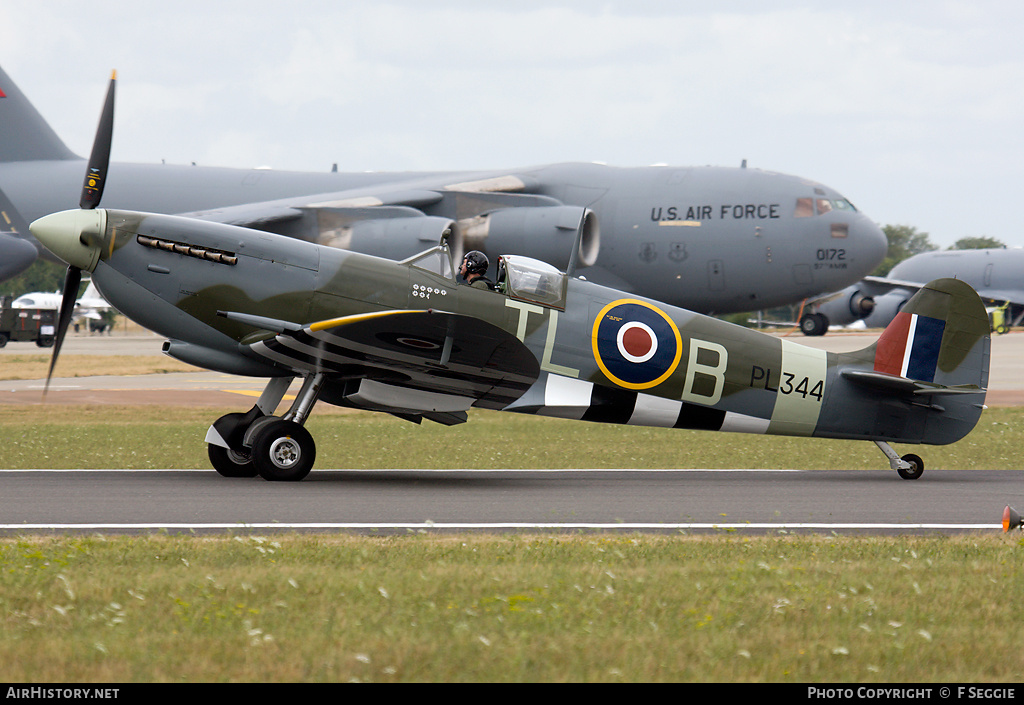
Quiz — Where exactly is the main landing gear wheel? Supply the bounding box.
[250,418,316,482]
[207,410,263,478]
[208,444,258,478]
[897,453,924,481]
[799,313,828,337]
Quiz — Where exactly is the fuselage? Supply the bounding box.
[0,159,886,314]
[35,207,978,448]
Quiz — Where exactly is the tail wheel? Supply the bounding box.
[897,453,924,480]
[250,418,316,482]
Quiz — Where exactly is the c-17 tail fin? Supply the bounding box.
[0,65,78,163]
[835,277,990,446]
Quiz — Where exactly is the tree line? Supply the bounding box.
[874,226,1005,277]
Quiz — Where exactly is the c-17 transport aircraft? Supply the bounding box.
[30,75,990,482]
[807,248,1024,334]
[0,66,888,317]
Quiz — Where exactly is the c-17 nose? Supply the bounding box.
[853,216,888,273]
[29,209,107,272]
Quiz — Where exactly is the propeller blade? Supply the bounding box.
[44,265,82,396]
[80,70,116,210]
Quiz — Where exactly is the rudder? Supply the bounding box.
[872,277,989,391]
[835,278,989,446]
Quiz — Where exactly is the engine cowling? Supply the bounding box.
[0,232,39,280]
[816,286,876,326]
[461,206,599,271]
[863,289,913,328]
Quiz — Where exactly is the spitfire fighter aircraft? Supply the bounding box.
[0,66,889,315]
[30,75,990,482]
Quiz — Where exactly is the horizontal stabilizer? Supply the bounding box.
[841,369,985,396]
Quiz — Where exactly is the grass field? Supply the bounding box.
[1,403,1022,471]
[0,353,196,380]
[0,533,1021,682]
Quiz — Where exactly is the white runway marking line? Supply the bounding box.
[0,522,1002,531]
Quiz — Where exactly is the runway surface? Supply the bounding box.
[0,468,1016,534]
[1,330,1022,535]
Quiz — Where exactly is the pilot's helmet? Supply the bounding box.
[463,250,489,275]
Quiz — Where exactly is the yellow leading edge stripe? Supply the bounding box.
[308,309,410,333]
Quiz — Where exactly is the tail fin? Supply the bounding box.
[838,278,989,445]
[0,65,77,162]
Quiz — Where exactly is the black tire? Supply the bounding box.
[0,334,7,348]
[897,453,924,480]
[208,444,258,478]
[36,336,55,348]
[800,313,828,337]
[250,419,316,482]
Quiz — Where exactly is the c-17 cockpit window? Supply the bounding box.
[794,197,858,218]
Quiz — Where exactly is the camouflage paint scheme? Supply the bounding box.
[45,208,988,475]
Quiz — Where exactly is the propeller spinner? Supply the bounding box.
[31,71,116,395]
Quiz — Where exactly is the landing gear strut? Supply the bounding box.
[874,441,924,480]
[206,374,324,482]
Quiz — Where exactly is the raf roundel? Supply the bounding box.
[592,299,682,389]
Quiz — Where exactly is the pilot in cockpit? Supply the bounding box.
[459,250,495,290]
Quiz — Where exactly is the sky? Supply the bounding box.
[2,0,1023,248]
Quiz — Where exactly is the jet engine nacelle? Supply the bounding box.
[863,289,913,328]
[817,286,876,326]
[0,232,39,280]
[461,206,599,271]
[322,216,463,263]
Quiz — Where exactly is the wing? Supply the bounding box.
[175,170,596,269]
[803,276,923,309]
[178,172,531,229]
[240,309,540,421]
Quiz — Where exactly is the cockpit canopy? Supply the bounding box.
[404,246,455,279]
[403,242,568,309]
[498,255,566,309]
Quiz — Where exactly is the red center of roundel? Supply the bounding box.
[621,325,653,358]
